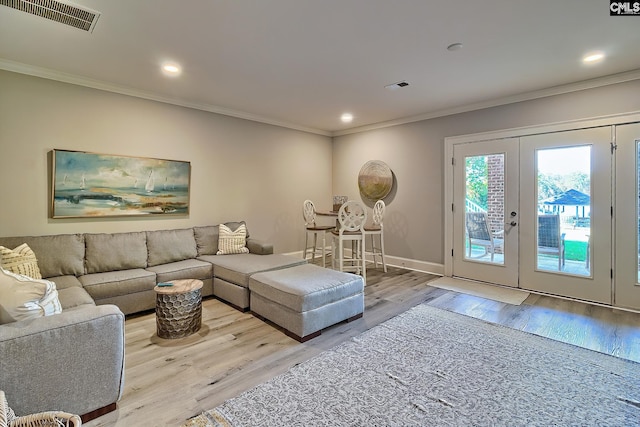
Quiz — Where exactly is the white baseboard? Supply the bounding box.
[284,249,444,276]
[381,255,444,276]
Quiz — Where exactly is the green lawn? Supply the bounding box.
[464,239,588,262]
[564,240,588,262]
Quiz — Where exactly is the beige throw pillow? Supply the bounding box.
[0,268,62,324]
[0,243,42,279]
[216,223,250,255]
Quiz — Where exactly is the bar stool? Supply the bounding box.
[331,200,367,281]
[364,199,387,272]
[303,200,334,266]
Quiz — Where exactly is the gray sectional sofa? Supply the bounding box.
[0,222,306,421]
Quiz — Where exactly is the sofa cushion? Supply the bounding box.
[246,239,274,255]
[0,243,42,279]
[202,253,306,288]
[57,286,96,310]
[47,275,83,290]
[194,222,250,256]
[79,269,157,300]
[217,224,249,255]
[0,234,85,278]
[194,226,219,256]
[0,268,62,324]
[85,232,147,273]
[146,229,197,267]
[39,275,89,310]
[145,259,212,283]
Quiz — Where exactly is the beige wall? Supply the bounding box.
[3,69,640,267]
[0,70,333,253]
[332,79,640,266]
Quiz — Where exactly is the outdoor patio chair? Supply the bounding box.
[538,214,566,270]
[465,212,504,261]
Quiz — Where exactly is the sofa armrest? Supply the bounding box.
[0,305,125,417]
[246,238,273,255]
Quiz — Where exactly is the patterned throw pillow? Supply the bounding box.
[0,243,42,279]
[0,268,62,325]
[216,223,250,255]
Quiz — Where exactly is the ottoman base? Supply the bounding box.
[249,265,365,342]
[253,311,363,342]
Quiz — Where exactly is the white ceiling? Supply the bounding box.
[1,1,639,135]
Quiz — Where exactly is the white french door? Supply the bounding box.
[615,122,640,310]
[452,138,519,287]
[520,127,612,304]
[451,127,614,305]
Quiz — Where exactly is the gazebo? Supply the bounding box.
[542,188,590,218]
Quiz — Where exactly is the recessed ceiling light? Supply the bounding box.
[161,62,182,76]
[447,42,463,51]
[341,113,354,123]
[583,52,605,64]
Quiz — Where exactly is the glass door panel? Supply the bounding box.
[464,154,505,265]
[536,146,591,277]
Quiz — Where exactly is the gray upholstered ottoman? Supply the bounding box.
[249,264,364,342]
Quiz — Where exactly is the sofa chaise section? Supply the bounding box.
[200,253,307,310]
[193,223,297,310]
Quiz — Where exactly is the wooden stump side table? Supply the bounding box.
[154,279,203,339]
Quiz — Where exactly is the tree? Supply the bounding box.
[465,156,488,209]
[537,172,590,202]
[537,173,563,202]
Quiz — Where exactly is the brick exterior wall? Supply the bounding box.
[487,154,505,250]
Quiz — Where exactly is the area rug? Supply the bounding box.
[183,304,639,427]
[429,276,530,305]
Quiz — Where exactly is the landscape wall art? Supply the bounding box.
[51,149,191,218]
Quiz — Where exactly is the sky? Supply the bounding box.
[54,150,190,189]
[537,145,591,175]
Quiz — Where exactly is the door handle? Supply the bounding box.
[506,221,517,226]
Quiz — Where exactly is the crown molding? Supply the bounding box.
[0,59,332,137]
[332,69,640,137]
[3,58,639,139]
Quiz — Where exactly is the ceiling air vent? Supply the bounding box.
[384,81,409,90]
[0,0,101,32]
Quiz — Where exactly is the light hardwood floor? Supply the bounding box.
[85,264,640,426]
